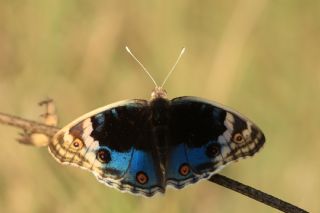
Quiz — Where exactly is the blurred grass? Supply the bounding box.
[0,0,319,212]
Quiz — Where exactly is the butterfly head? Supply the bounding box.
[151,86,167,99]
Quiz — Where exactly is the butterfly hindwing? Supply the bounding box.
[119,149,164,195]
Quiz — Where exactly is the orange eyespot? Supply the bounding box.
[71,138,84,150]
[96,149,111,163]
[233,133,245,144]
[179,164,190,176]
[136,171,148,185]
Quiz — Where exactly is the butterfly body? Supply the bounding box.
[49,90,265,196]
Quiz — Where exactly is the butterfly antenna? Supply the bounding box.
[125,46,158,87]
[160,47,186,88]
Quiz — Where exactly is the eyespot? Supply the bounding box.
[206,143,220,158]
[233,133,245,144]
[71,138,84,150]
[179,163,190,176]
[136,171,148,185]
[96,149,111,163]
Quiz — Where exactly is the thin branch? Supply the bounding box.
[0,112,308,213]
[209,174,308,213]
[0,112,59,137]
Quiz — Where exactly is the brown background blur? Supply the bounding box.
[0,1,319,212]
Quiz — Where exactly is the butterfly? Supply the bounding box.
[48,48,265,196]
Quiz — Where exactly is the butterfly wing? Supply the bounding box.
[49,100,164,196]
[49,96,265,196]
[165,96,265,188]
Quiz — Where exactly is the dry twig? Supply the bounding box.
[209,175,308,213]
[0,112,308,213]
[0,112,59,137]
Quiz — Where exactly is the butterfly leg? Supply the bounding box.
[17,98,58,147]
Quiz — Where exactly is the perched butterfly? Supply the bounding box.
[48,48,265,196]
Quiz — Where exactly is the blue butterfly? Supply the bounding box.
[48,48,265,196]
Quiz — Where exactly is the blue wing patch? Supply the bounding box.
[120,150,164,196]
[165,143,200,188]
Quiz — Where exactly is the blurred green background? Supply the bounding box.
[0,0,319,212]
